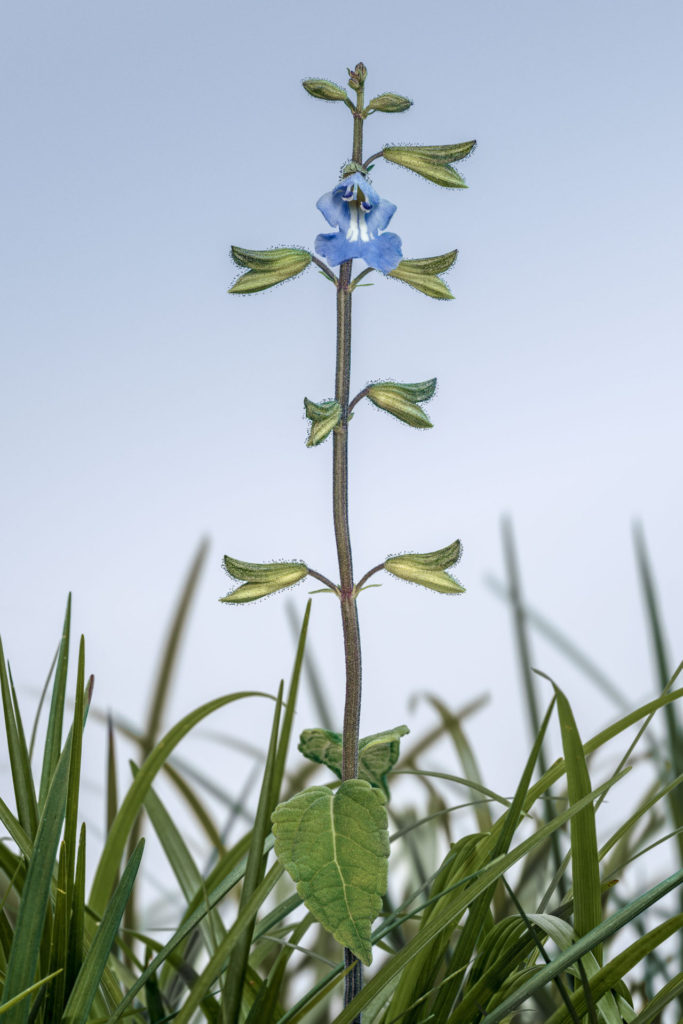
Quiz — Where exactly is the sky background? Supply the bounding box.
[2,1,682,856]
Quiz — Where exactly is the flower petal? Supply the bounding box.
[314,231,357,266]
[361,232,403,273]
[364,196,397,234]
[316,188,351,231]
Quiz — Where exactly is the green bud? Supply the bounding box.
[341,160,368,178]
[366,92,412,114]
[382,141,476,188]
[302,78,349,103]
[304,398,341,447]
[388,250,458,300]
[384,540,465,595]
[367,379,436,428]
[221,555,308,603]
[229,246,312,294]
[347,62,367,90]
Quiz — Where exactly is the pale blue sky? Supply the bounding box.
[2,1,682,801]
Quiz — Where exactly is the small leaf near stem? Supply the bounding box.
[354,563,386,595]
[307,568,341,597]
[350,267,375,291]
[312,254,339,285]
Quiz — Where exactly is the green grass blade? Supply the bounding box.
[89,689,274,916]
[420,694,492,833]
[0,640,38,838]
[286,599,333,731]
[66,822,86,992]
[273,601,311,801]
[0,971,63,1018]
[223,682,284,1023]
[124,539,208,938]
[628,971,683,1023]
[486,576,628,710]
[543,912,683,1024]
[0,730,74,1023]
[552,680,602,962]
[106,714,118,837]
[64,643,87,912]
[28,646,59,763]
[145,538,209,751]
[166,862,285,1024]
[0,796,32,860]
[61,839,144,1024]
[475,869,683,1024]
[141,767,227,953]
[107,836,275,1019]
[43,842,69,1020]
[430,698,556,1020]
[38,594,71,807]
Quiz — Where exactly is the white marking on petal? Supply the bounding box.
[346,205,359,242]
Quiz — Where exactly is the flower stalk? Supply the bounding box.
[335,69,366,1010]
[225,60,473,1020]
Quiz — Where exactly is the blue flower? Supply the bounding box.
[315,171,403,273]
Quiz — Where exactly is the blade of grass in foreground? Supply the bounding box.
[89,689,274,916]
[1,730,76,1023]
[0,639,38,838]
[61,839,144,1024]
[475,870,683,1024]
[552,680,602,963]
[38,594,71,807]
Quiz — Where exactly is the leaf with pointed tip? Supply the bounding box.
[271,781,389,965]
[359,726,410,797]
[298,725,409,797]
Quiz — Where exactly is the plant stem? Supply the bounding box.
[333,69,365,1018]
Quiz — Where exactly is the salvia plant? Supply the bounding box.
[2,60,683,1024]
[221,61,472,1015]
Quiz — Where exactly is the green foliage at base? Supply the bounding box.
[1,528,682,1021]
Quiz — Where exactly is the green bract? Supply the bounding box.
[384,539,465,594]
[271,780,389,966]
[366,92,412,113]
[298,724,410,797]
[220,555,308,603]
[382,141,476,188]
[367,379,437,428]
[389,250,459,299]
[303,398,341,447]
[229,246,312,294]
[302,78,349,103]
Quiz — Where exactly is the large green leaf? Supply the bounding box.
[298,725,409,797]
[272,780,389,965]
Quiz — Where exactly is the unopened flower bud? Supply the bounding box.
[384,540,465,595]
[221,555,308,603]
[347,62,367,90]
[229,246,312,294]
[302,78,349,103]
[366,93,412,114]
[367,379,436,428]
[304,398,341,447]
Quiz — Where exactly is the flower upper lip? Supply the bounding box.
[314,171,403,274]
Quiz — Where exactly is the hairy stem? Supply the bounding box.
[333,70,365,1018]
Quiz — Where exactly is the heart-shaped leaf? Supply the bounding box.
[271,781,389,965]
